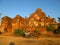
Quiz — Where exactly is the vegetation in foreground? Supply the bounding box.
[13,24,60,38]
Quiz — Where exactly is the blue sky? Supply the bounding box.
[0,0,60,21]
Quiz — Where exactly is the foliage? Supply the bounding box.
[33,30,41,35]
[33,30,41,38]
[13,28,25,37]
[53,26,60,34]
[58,17,60,23]
[46,26,51,31]
[53,29,58,34]
[13,28,41,38]
[58,26,60,31]
[46,24,56,31]
[27,30,41,38]
[0,13,2,19]
[27,32,35,38]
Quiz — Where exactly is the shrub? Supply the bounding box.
[46,24,56,31]
[33,30,41,37]
[53,29,58,34]
[27,32,35,38]
[58,26,60,32]
[46,26,51,31]
[34,30,40,35]
[53,26,60,34]
[27,30,41,38]
[13,28,25,37]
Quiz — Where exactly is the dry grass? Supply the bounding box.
[0,36,60,45]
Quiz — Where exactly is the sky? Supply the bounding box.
[0,0,60,21]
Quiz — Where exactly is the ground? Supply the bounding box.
[0,33,60,45]
[0,36,60,45]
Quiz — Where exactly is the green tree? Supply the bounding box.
[53,17,60,34]
[0,13,2,18]
[58,17,60,23]
[13,28,25,37]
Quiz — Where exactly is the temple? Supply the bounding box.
[0,8,57,34]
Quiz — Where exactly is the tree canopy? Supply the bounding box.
[58,17,60,23]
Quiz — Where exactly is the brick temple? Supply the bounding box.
[0,8,57,34]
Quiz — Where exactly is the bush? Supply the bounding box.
[53,29,58,34]
[13,28,25,37]
[46,26,51,31]
[34,30,40,35]
[53,26,60,34]
[27,32,35,38]
[46,24,56,31]
[27,30,41,38]
[33,30,41,37]
[58,26,60,32]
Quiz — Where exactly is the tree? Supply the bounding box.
[0,13,2,18]
[58,17,60,23]
[13,28,25,37]
[53,17,60,34]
